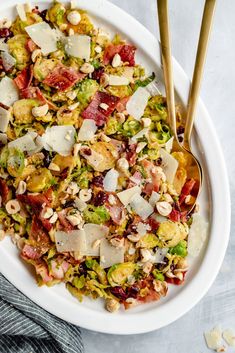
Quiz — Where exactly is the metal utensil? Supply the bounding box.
[157,0,215,213]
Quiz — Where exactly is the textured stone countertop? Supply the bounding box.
[81,0,235,352]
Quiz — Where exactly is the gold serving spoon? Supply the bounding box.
[157,0,216,213]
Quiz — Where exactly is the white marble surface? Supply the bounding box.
[81,0,235,352]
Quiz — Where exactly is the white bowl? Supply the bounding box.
[0,0,231,335]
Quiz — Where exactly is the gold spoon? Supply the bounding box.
[157,0,216,213]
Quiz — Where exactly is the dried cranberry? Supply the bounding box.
[127,285,139,299]
[92,175,104,188]
[79,262,87,276]
[0,28,13,40]
[82,148,92,156]
[93,191,108,207]
[43,150,52,168]
[110,286,128,301]
[156,157,162,166]
[178,135,183,143]
[177,125,185,135]
[148,217,160,231]
[91,67,105,82]
[40,9,48,21]
[156,257,169,271]
[64,200,75,208]
[60,167,69,180]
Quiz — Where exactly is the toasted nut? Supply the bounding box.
[66,210,83,226]
[31,49,41,63]
[67,10,81,25]
[68,102,80,111]
[99,102,109,111]
[42,207,54,219]
[6,200,20,215]
[163,193,174,203]
[108,194,116,205]
[141,117,151,127]
[128,246,136,255]
[112,53,122,68]
[100,73,109,87]
[156,201,172,216]
[136,142,147,153]
[80,62,94,74]
[66,90,77,100]
[127,233,141,242]
[73,143,82,156]
[32,104,49,118]
[142,262,153,274]
[0,19,12,28]
[68,28,75,36]
[152,166,166,182]
[153,280,168,296]
[59,23,68,31]
[116,157,129,172]
[67,182,80,195]
[140,249,152,262]
[94,45,102,53]
[105,298,120,313]
[49,212,58,224]
[116,112,125,123]
[48,162,60,172]
[16,180,27,195]
[79,188,92,202]
[110,237,124,248]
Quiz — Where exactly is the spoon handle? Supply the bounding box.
[157,0,176,136]
[183,0,216,151]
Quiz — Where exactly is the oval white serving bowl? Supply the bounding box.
[0,0,231,335]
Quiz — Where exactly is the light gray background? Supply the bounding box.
[82,1,235,352]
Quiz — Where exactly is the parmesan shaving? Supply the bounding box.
[126,87,150,121]
[159,148,179,184]
[103,169,119,192]
[117,186,141,206]
[83,223,109,256]
[129,193,154,220]
[8,133,36,152]
[55,230,86,253]
[16,4,27,21]
[0,107,11,133]
[41,125,76,156]
[77,119,97,141]
[108,75,130,86]
[204,326,223,351]
[64,34,91,61]
[100,238,125,268]
[25,22,58,55]
[0,77,19,106]
[149,191,161,207]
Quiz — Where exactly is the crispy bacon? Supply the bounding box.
[116,96,129,112]
[147,217,160,232]
[14,65,33,90]
[17,193,51,214]
[179,179,196,205]
[20,86,58,110]
[25,39,37,52]
[141,159,161,194]
[0,178,10,204]
[105,196,126,225]
[35,261,53,283]
[43,64,85,91]
[103,44,136,66]
[58,210,74,231]
[22,244,42,260]
[29,216,51,247]
[169,209,181,222]
[125,144,137,167]
[82,91,120,126]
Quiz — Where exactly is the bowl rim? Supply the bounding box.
[0,0,231,335]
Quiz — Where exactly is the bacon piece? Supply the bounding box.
[82,91,120,126]
[147,217,160,232]
[179,179,196,205]
[0,178,10,204]
[58,210,74,231]
[25,39,37,52]
[17,193,51,214]
[103,44,136,66]
[43,64,85,91]
[14,65,33,90]
[168,209,181,222]
[35,261,53,283]
[22,244,42,260]
[125,144,137,167]
[116,96,130,112]
[105,196,126,225]
[30,216,51,248]
[141,160,161,194]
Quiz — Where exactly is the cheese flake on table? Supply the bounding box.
[25,22,58,55]
[64,34,91,61]
[126,87,150,120]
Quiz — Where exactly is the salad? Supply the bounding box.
[0,1,206,313]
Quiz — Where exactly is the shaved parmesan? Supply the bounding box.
[0,77,19,106]
[204,326,223,350]
[77,119,97,141]
[0,39,9,52]
[41,125,75,156]
[126,87,150,121]
[1,52,16,71]
[223,329,235,347]
[149,191,161,207]
[129,193,154,220]
[130,127,149,143]
[136,222,151,236]
[25,22,58,55]
[122,67,134,82]
[188,214,208,257]
[108,75,130,86]
[55,229,86,253]
[0,107,11,133]
[117,186,141,206]
[103,169,119,192]
[0,133,7,145]
[8,133,36,152]
[64,34,91,61]
[83,223,109,256]
[100,238,125,268]
[74,197,87,212]
[159,148,179,184]
[151,213,167,224]
[165,136,174,153]
[16,4,27,21]
[82,149,104,170]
